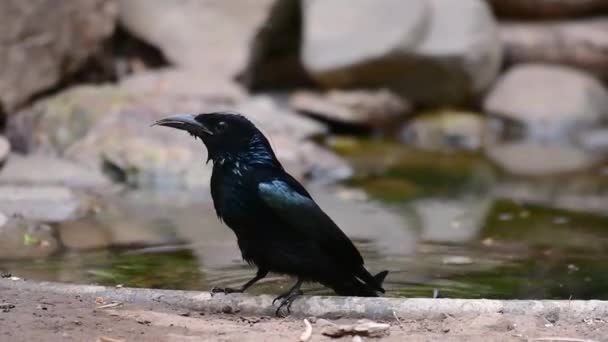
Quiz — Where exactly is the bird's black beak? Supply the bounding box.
[152,114,213,136]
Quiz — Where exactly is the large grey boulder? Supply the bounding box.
[500,19,608,80]
[288,89,411,127]
[118,0,274,96]
[301,0,502,106]
[65,94,335,188]
[483,64,608,175]
[302,0,429,78]
[0,0,117,112]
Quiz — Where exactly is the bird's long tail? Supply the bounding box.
[326,269,389,297]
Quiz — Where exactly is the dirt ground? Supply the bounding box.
[1,287,607,342]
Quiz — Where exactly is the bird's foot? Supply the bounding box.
[272,289,303,317]
[211,287,243,295]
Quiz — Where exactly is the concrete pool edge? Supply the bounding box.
[2,279,607,320]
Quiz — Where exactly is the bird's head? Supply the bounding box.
[153,112,278,165]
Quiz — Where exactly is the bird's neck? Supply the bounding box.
[212,134,282,170]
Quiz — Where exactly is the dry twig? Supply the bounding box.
[530,338,599,342]
[96,302,123,309]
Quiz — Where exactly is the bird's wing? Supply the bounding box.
[257,178,364,267]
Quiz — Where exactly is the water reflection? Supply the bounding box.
[1,143,608,300]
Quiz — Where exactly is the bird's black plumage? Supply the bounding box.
[154,112,388,315]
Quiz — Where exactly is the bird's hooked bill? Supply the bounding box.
[152,113,213,135]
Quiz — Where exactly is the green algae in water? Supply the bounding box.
[448,256,608,300]
[86,249,206,290]
[330,136,608,299]
[482,200,608,252]
[0,248,207,291]
[332,137,496,201]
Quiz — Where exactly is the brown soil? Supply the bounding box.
[1,286,606,342]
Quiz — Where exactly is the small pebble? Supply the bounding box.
[442,256,473,265]
[498,213,513,221]
[553,216,569,225]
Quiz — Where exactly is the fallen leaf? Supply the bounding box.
[300,319,312,342]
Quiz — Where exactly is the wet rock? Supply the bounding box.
[0,0,117,112]
[442,256,474,265]
[57,216,170,250]
[0,153,111,189]
[106,219,175,248]
[501,19,608,80]
[288,89,411,127]
[0,214,59,260]
[59,191,178,251]
[0,186,94,222]
[119,0,273,91]
[485,0,608,19]
[58,217,170,251]
[483,64,608,175]
[301,0,502,106]
[57,220,112,251]
[400,110,484,151]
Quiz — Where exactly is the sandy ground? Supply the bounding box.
[1,286,607,342]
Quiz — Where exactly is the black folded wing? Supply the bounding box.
[257,178,364,268]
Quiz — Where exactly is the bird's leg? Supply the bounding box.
[273,278,304,317]
[211,269,268,294]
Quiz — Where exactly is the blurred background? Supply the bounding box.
[0,0,607,300]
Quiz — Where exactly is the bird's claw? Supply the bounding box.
[273,290,303,317]
[272,293,285,306]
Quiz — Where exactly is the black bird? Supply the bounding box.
[154,112,388,315]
